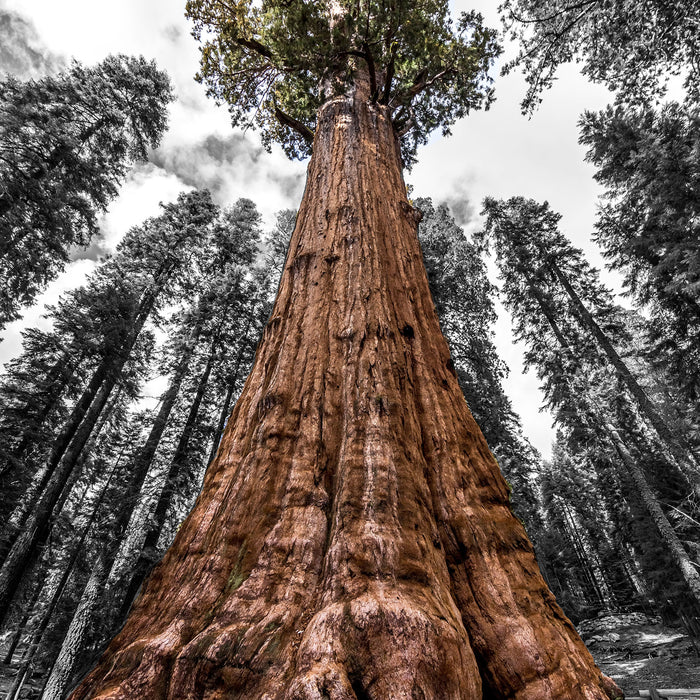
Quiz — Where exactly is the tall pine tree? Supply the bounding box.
[0,190,218,627]
[0,54,173,326]
[480,195,700,614]
[579,103,700,403]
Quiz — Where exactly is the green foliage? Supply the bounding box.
[0,54,174,327]
[499,0,700,112]
[185,0,500,162]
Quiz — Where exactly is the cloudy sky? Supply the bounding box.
[0,0,622,457]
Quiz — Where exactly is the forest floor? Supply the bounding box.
[580,613,700,696]
[1,613,697,698]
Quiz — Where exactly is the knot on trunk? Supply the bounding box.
[400,200,423,226]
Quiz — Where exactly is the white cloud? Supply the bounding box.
[97,165,195,254]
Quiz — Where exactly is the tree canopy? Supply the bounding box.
[500,0,700,113]
[580,102,700,401]
[185,0,500,162]
[0,54,173,328]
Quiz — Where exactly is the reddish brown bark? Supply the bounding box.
[71,91,621,700]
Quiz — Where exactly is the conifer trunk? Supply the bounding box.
[2,581,40,664]
[5,457,124,697]
[558,500,613,611]
[0,359,110,564]
[168,339,215,472]
[0,286,159,622]
[528,275,700,613]
[0,361,124,624]
[549,260,700,490]
[207,316,255,466]
[0,348,83,481]
[72,92,619,699]
[604,422,700,609]
[41,554,109,700]
[118,341,220,620]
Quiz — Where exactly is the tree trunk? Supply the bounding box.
[604,422,700,610]
[168,339,215,474]
[9,283,156,533]
[0,348,83,481]
[207,315,255,467]
[2,578,42,665]
[207,380,235,467]
[41,554,109,700]
[3,460,119,699]
[558,499,613,611]
[117,341,220,622]
[549,260,700,490]
[71,90,620,699]
[102,331,214,626]
[0,358,111,564]
[1,455,105,664]
[527,278,700,613]
[0,285,159,621]
[119,315,204,506]
[31,319,211,684]
[0,367,120,625]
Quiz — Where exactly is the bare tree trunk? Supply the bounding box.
[549,260,700,491]
[604,422,700,608]
[40,555,109,700]
[558,499,614,611]
[0,372,118,625]
[1,579,42,665]
[71,89,620,699]
[117,342,219,622]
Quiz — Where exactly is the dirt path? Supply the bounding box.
[579,613,700,695]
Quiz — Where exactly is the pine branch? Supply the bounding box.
[274,107,314,144]
[379,44,397,105]
[237,37,274,60]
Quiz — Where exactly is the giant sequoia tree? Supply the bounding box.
[73,2,620,698]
